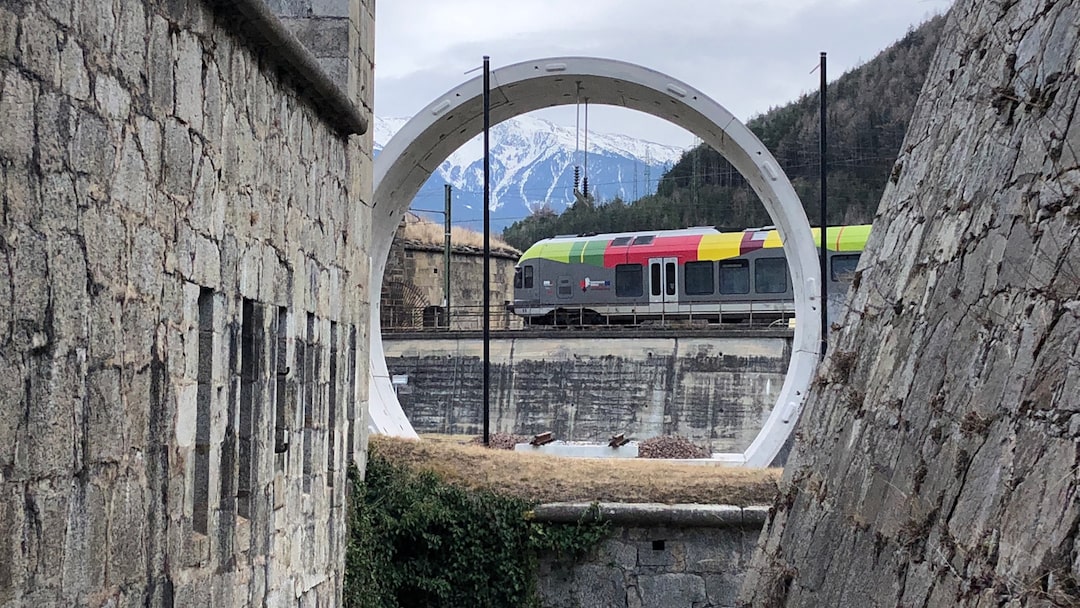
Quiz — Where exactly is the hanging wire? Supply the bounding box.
[582,97,589,198]
[573,82,582,193]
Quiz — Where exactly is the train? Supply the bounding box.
[509,224,870,325]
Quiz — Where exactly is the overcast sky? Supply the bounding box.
[374,0,953,149]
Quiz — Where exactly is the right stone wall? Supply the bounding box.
[742,1,1080,606]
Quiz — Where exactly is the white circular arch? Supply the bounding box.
[368,57,822,467]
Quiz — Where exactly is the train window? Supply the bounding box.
[831,254,859,281]
[665,262,676,296]
[523,265,534,288]
[719,260,750,294]
[684,261,714,295]
[616,264,643,297]
[755,258,788,294]
[632,235,655,245]
[514,267,522,289]
[611,236,632,246]
[650,263,662,296]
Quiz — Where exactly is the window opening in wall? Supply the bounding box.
[302,313,315,494]
[274,307,289,462]
[328,322,338,488]
[237,298,261,519]
[422,305,446,328]
[346,326,357,462]
[652,540,666,551]
[194,287,214,536]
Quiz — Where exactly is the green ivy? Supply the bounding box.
[344,449,610,608]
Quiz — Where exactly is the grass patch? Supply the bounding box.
[373,434,781,506]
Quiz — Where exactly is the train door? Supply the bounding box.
[648,257,679,315]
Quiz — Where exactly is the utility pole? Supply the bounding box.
[443,184,452,330]
[482,55,491,447]
[819,51,829,358]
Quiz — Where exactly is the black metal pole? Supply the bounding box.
[482,56,491,446]
[819,52,829,358]
[444,184,452,331]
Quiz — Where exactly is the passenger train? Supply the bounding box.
[510,224,870,325]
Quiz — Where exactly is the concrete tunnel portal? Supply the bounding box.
[368,57,823,467]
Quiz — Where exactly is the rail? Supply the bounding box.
[379,300,798,333]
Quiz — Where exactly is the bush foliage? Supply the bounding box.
[345,447,609,608]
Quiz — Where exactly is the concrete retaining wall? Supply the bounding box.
[384,331,791,453]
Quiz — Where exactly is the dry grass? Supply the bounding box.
[401,217,518,254]
[369,435,782,506]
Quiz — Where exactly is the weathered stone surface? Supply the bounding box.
[388,334,790,453]
[1,0,374,606]
[638,573,707,607]
[741,1,1080,606]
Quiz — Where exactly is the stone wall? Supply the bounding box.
[381,222,522,330]
[535,503,766,608]
[384,332,790,452]
[742,1,1080,606]
[0,0,373,606]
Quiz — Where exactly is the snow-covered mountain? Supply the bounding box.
[374,115,685,231]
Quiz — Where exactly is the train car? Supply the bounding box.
[510,224,870,325]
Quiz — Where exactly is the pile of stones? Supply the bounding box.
[637,435,710,459]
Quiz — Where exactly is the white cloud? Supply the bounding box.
[375,0,954,147]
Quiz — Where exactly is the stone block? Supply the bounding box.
[174,31,204,130]
[148,16,174,117]
[81,206,127,291]
[72,109,115,177]
[107,475,149,587]
[47,232,89,349]
[76,0,117,56]
[705,573,741,607]
[24,478,75,589]
[636,538,680,568]
[637,573,707,607]
[114,0,147,86]
[572,564,627,608]
[39,171,78,233]
[130,224,166,297]
[11,227,49,344]
[164,117,194,196]
[0,352,23,472]
[35,90,78,174]
[311,0,348,18]
[61,478,109,597]
[59,37,91,101]
[19,9,60,85]
[0,6,18,61]
[94,73,132,120]
[86,367,125,464]
[0,70,35,161]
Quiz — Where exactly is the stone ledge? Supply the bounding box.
[204,0,367,136]
[532,503,770,528]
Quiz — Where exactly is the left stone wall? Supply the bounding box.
[0,0,372,605]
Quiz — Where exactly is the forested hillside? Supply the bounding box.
[502,15,946,251]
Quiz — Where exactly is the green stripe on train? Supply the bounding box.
[581,239,607,267]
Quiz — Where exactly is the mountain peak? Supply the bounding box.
[373,114,686,230]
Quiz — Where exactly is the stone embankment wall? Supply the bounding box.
[742,1,1080,606]
[0,0,374,606]
[384,332,790,453]
[535,503,766,608]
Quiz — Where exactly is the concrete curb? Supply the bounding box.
[531,503,771,527]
